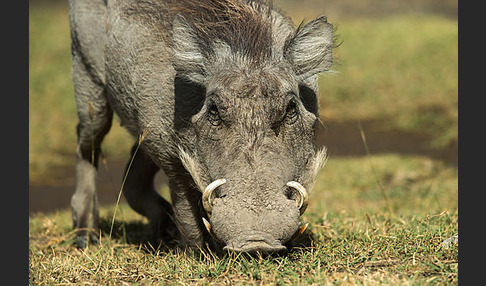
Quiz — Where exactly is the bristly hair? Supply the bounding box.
[125,0,275,64]
[172,0,275,64]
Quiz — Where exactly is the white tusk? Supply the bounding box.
[290,223,309,243]
[202,217,212,233]
[286,181,309,215]
[298,223,309,236]
[202,217,223,244]
[202,179,226,214]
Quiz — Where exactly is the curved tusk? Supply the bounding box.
[202,217,212,233]
[290,223,309,243]
[202,217,223,244]
[286,181,309,215]
[202,178,226,214]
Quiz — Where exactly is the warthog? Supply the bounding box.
[69,0,333,254]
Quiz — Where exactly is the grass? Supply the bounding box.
[29,152,458,284]
[29,0,457,284]
[29,164,458,284]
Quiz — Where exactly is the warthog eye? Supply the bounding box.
[285,100,298,125]
[208,103,223,126]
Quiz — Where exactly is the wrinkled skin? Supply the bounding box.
[191,67,317,253]
[69,0,332,254]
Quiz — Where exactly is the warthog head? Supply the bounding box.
[172,0,332,254]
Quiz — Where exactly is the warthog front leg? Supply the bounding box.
[70,48,112,248]
[169,177,211,253]
[71,146,104,248]
[71,114,112,248]
[122,145,179,246]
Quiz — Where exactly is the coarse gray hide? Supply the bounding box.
[69,0,332,254]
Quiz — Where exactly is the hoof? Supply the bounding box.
[75,233,99,249]
[76,236,88,249]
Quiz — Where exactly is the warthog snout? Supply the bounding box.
[200,179,311,253]
[204,216,309,254]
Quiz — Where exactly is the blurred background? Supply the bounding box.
[29,0,457,215]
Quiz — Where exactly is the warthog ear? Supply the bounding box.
[284,16,333,80]
[171,14,207,84]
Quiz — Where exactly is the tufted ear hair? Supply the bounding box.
[171,14,208,84]
[284,16,334,80]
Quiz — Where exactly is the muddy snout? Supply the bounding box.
[201,179,309,254]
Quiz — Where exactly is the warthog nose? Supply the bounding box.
[223,241,288,255]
